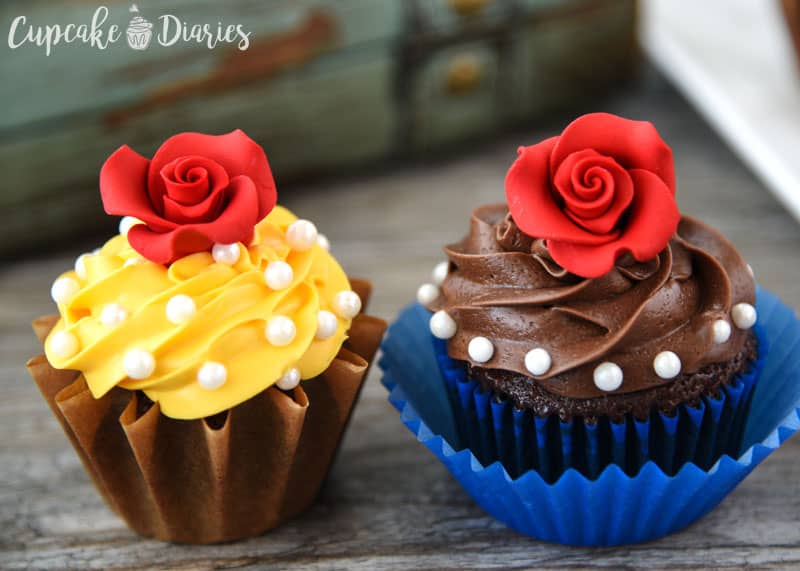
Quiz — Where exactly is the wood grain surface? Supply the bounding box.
[2,70,800,570]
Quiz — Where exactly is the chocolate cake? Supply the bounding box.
[420,113,758,428]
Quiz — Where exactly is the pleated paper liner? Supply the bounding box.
[380,288,800,545]
[430,330,765,482]
[27,278,386,545]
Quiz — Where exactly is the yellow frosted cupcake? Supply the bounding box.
[28,130,385,544]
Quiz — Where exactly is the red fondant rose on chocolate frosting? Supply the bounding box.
[505,113,680,278]
[100,130,277,264]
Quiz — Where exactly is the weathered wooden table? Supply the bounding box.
[3,71,800,570]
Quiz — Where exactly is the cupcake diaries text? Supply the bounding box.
[7,6,251,56]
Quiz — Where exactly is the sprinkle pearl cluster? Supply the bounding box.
[467,337,494,363]
[48,211,359,401]
[419,261,757,393]
[51,277,80,305]
[593,362,623,392]
[212,243,240,265]
[100,303,128,327]
[430,310,457,339]
[432,261,449,285]
[266,316,297,346]
[197,362,227,390]
[653,351,681,379]
[286,220,318,251]
[277,368,301,391]
[416,283,439,305]
[732,303,757,330]
[713,319,732,344]
[264,261,293,290]
[417,261,448,306]
[333,290,362,319]
[166,295,196,325]
[316,310,338,340]
[74,254,90,280]
[50,331,80,358]
[123,349,156,380]
[525,348,552,376]
[119,216,142,236]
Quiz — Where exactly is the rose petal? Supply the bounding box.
[165,167,208,204]
[160,158,233,224]
[547,169,680,278]
[99,146,157,222]
[100,146,180,233]
[127,224,214,265]
[561,156,635,235]
[126,175,261,264]
[553,150,616,217]
[162,189,225,224]
[161,156,229,206]
[148,130,276,220]
[550,113,676,195]
[505,140,619,247]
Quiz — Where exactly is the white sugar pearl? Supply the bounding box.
[593,362,623,392]
[212,243,240,265]
[119,216,142,236]
[316,310,338,340]
[467,336,494,363]
[317,233,331,251]
[286,219,318,251]
[276,368,301,391]
[432,261,449,285]
[747,264,754,277]
[123,349,155,380]
[264,261,294,290]
[732,303,757,329]
[197,361,227,390]
[332,290,362,319]
[74,254,90,280]
[50,331,79,359]
[51,277,80,305]
[653,351,681,379]
[712,319,731,344]
[524,348,552,376]
[429,310,457,339]
[166,294,196,325]
[100,303,128,327]
[266,316,296,346]
[416,283,440,305]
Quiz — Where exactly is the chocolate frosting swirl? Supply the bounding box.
[427,204,756,398]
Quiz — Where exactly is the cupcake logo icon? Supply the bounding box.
[126,4,153,50]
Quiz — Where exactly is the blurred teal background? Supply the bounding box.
[0,0,635,257]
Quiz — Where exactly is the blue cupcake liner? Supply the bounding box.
[430,327,765,482]
[379,288,800,546]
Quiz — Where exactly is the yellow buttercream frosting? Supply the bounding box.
[44,206,354,420]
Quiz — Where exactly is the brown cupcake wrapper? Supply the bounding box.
[27,279,386,544]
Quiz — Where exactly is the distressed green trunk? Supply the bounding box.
[0,0,636,255]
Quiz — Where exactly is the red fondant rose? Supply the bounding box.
[505,113,680,278]
[100,130,277,264]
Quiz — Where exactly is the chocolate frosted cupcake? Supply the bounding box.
[27,130,386,543]
[418,113,761,479]
[428,206,756,423]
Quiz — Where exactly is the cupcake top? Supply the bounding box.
[127,15,153,33]
[45,130,360,419]
[422,113,757,398]
[127,4,153,33]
